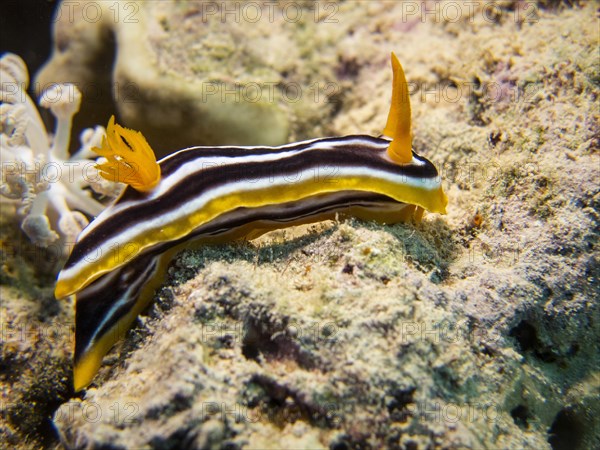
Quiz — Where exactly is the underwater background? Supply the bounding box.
[1,1,598,449]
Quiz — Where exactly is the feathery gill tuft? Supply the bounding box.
[93,116,161,192]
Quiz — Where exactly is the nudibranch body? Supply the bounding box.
[56,53,447,391]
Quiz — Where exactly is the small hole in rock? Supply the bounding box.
[509,320,538,352]
[511,404,530,429]
[548,407,584,450]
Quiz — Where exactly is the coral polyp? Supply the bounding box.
[0,53,120,254]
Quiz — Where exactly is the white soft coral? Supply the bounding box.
[0,53,121,253]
